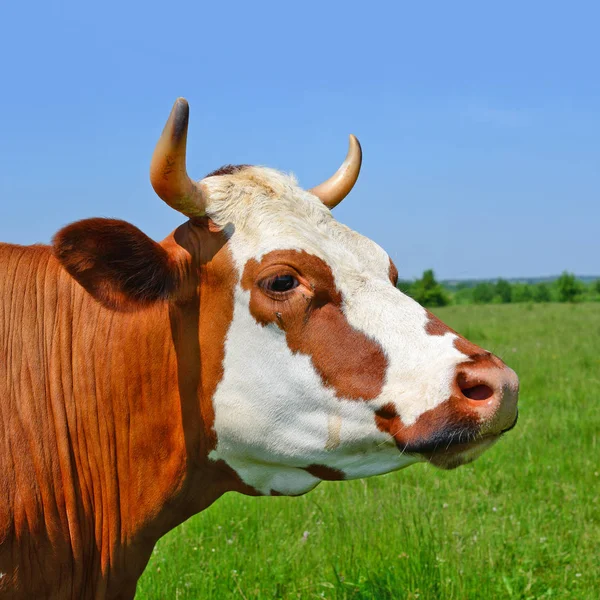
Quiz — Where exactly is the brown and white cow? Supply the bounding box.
[0,99,518,599]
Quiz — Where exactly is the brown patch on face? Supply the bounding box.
[241,250,387,401]
[389,258,399,286]
[424,310,455,337]
[425,309,497,360]
[303,464,345,481]
[375,398,480,460]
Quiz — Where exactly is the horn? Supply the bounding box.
[150,98,207,217]
[309,134,362,209]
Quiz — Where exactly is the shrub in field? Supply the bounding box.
[533,283,552,302]
[472,282,495,304]
[495,278,513,303]
[404,269,449,307]
[557,271,582,302]
[512,283,533,303]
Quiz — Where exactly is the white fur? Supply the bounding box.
[203,167,468,495]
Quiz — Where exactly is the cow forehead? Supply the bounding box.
[203,166,391,278]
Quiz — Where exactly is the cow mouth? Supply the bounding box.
[422,433,501,470]
[409,411,519,471]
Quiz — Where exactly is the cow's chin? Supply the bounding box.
[421,434,501,470]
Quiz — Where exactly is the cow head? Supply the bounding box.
[54,99,518,497]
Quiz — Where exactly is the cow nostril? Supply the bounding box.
[461,384,494,401]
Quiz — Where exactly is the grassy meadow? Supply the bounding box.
[136,303,599,599]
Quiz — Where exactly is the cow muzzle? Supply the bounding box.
[425,355,519,469]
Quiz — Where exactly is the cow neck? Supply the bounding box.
[60,221,248,580]
[53,265,200,587]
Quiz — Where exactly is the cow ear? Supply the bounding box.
[53,218,181,311]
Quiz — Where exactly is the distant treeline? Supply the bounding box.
[398,270,600,307]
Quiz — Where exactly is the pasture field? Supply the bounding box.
[137,303,599,599]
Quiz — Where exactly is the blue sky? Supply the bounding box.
[0,1,598,279]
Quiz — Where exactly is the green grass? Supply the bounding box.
[136,303,600,599]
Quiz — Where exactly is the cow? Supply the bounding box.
[0,98,518,599]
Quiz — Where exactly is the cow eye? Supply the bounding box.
[262,274,299,293]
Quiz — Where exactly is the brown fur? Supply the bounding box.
[374,395,480,456]
[389,258,399,286]
[53,219,183,311]
[0,221,252,599]
[303,464,345,481]
[205,164,251,178]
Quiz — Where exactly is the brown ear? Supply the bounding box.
[53,218,180,311]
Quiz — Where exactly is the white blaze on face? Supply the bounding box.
[204,167,469,495]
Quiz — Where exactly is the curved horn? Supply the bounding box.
[309,135,362,209]
[150,98,207,217]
